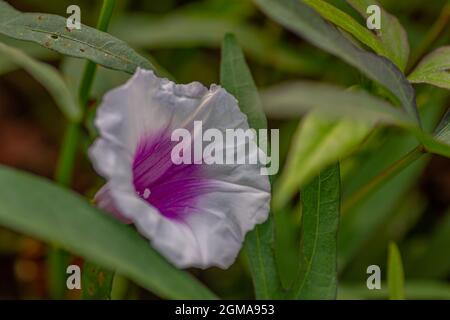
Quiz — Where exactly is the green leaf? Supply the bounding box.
[0,165,216,300]
[434,108,450,142]
[409,46,450,90]
[0,1,154,74]
[81,261,114,300]
[346,0,410,70]
[273,114,370,210]
[254,0,419,123]
[339,280,450,300]
[387,242,405,300]
[411,107,450,157]
[244,217,283,299]
[261,81,415,127]
[220,33,282,299]
[261,80,450,159]
[290,163,340,299]
[405,210,450,278]
[110,13,326,77]
[0,41,80,121]
[342,190,425,282]
[0,35,58,75]
[220,33,267,130]
[338,90,448,271]
[303,0,387,62]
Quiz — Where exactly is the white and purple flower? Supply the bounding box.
[89,69,270,269]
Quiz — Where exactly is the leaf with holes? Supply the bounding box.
[0,1,153,74]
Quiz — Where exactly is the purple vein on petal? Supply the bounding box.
[132,129,211,221]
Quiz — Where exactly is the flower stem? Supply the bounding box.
[49,0,116,299]
[342,146,425,214]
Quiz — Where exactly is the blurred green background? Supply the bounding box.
[0,0,449,299]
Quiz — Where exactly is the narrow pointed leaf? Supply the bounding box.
[409,47,450,90]
[387,242,405,300]
[0,166,216,300]
[261,81,450,159]
[291,163,340,299]
[220,33,267,130]
[346,0,410,70]
[254,0,418,123]
[303,0,387,61]
[261,81,415,127]
[0,1,153,74]
[245,217,282,299]
[110,13,324,76]
[0,41,80,121]
[273,114,370,210]
[220,33,282,299]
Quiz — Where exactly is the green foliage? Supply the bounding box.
[254,0,419,123]
[346,0,410,70]
[220,33,267,131]
[0,166,216,299]
[0,0,154,74]
[273,114,369,209]
[339,92,447,271]
[406,210,450,278]
[387,242,405,300]
[0,41,79,120]
[340,281,450,300]
[290,163,340,299]
[409,46,450,90]
[220,33,282,299]
[303,0,388,66]
[261,82,414,126]
[81,262,114,300]
[0,0,449,301]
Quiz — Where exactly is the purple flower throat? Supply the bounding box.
[132,130,210,221]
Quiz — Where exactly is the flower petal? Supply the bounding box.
[89,68,270,268]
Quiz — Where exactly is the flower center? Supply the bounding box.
[132,130,210,221]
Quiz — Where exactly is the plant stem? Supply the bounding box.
[406,3,450,74]
[49,0,116,299]
[342,146,425,214]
